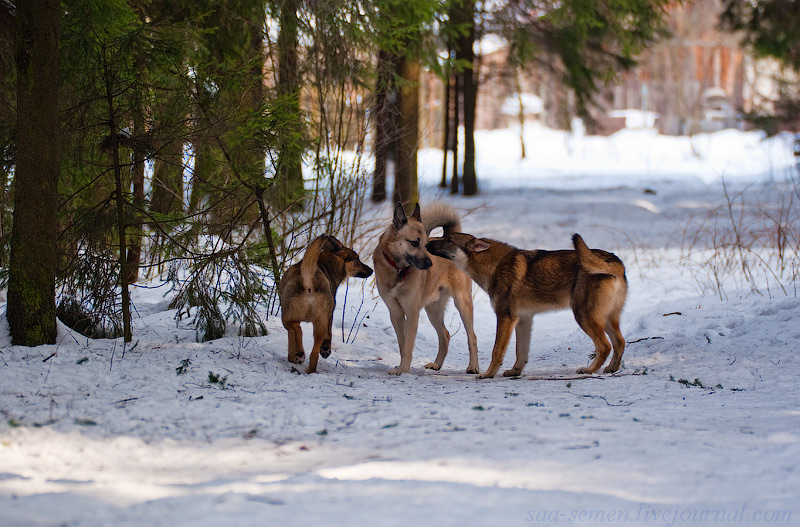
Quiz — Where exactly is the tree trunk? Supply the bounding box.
[455,0,478,196]
[394,55,419,209]
[372,49,397,203]
[462,69,478,196]
[151,137,184,216]
[112,142,133,342]
[450,69,460,195]
[102,49,133,343]
[125,145,145,285]
[276,0,304,209]
[440,51,452,189]
[515,72,527,159]
[8,0,59,346]
[126,90,146,285]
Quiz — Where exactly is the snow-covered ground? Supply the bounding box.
[2,125,799,527]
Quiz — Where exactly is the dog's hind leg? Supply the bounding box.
[284,320,305,364]
[479,314,519,379]
[424,296,451,370]
[575,316,613,374]
[603,313,625,373]
[504,314,532,377]
[306,321,329,374]
[321,311,334,359]
[453,287,480,374]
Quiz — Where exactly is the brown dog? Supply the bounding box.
[426,233,627,378]
[278,234,373,373]
[373,203,479,375]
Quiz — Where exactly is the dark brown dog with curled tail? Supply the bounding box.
[279,235,373,373]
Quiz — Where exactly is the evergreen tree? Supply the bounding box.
[56,0,197,340]
[189,0,268,237]
[146,1,193,221]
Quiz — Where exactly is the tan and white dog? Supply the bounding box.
[427,232,627,378]
[373,203,479,375]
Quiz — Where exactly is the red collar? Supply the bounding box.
[383,252,411,281]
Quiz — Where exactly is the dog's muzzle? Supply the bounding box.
[407,255,432,270]
[426,240,450,260]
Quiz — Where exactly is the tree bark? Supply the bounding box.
[515,72,527,159]
[276,0,304,209]
[8,0,59,346]
[126,83,146,285]
[455,0,478,196]
[394,55,420,209]
[450,69,460,195]
[372,49,397,203]
[102,47,133,343]
[151,138,184,216]
[440,51,452,189]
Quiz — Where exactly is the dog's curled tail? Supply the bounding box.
[572,234,626,278]
[300,235,338,293]
[422,202,461,236]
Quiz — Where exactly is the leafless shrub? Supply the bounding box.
[681,172,800,298]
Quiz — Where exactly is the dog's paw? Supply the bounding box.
[388,366,409,375]
[477,371,494,379]
[321,339,331,355]
[424,362,441,371]
[466,366,479,375]
[502,368,522,377]
[305,366,317,374]
[288,353,304,365]
[576,366,595,374]
[603,365,619,374]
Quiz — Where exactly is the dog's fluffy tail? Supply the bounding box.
[422,202,461,236]
[572,234,626,278]
[300,235,336,293]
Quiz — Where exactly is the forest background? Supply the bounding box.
[1,0,798,347]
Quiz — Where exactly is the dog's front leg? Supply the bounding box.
[386,299,406,356]
[478,314,519,379]
[386,299,412,374]
[390,309,420,375]
[389,306,419,375]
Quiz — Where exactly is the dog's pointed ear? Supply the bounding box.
[322,234,343,252]
[467,238,491,253]
[410,203,422,223]
[392,202,408,230]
